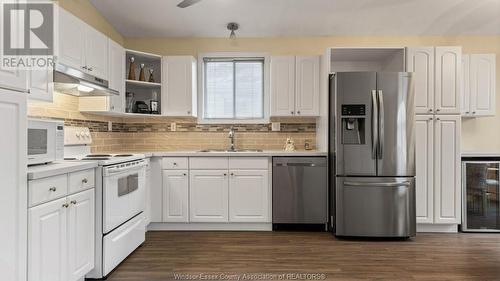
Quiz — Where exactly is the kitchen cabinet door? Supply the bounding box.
[415,115,434,224]
[0,88,27,281]
[162,170,189,222]
[107,39,125,112]
[162,56,197,117]
[270,56,295,116]
[295,56,320,116]
[84,27,108,80]
[57,8,85,71]
[461,54,471,115]
[406,47,434,114]
[229,170,270,222]
[435,47,461,114]
[189,170,228,222]
[28,198,68,281]
[67,189,95,281]
[470,54,496,116]
[434,115,461,224]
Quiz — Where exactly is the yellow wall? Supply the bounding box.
[125,36,500,152]
[55,0,124,45]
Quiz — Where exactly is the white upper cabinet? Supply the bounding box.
[406,47,435,114]
[189,170,228,222]
[434,46,461,114]
[407,46,461,114]
[270,56,295,116]
[162,170,189,222]
[415,115,434,224]
[107,39,125,112]
[462,54,496,117]
[229,170,270,222]
[295,56,320,116]
[433,115,461,224]
[29,66,53,102]
[57,8,85,71]
[162,56,197,117]
[67,190,94,281]
[58,7,108,80]
[270,55,320,117]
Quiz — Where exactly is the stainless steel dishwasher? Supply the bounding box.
[273,157,328,225]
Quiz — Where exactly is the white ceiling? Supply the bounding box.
[89,0,500,38]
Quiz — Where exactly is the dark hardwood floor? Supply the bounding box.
[106,231,500,281]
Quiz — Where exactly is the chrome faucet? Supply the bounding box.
[228,127,236,151]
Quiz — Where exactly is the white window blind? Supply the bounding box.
[204,57,264,119]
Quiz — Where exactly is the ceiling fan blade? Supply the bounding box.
[177,0,203,8]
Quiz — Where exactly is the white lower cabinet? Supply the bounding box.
[28,197,67,281]
[162,170,189,222]
[415,115,461,226]
[28,176,95,281]
[189,170,229,222]
[67,189,95,281]
[229,170,270,222]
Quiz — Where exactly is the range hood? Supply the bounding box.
[53,63,119,96]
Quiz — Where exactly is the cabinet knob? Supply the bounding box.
[111,106,115,110]
[436,117,441,121]
[62,203,69,208]
[465,111,470,114]
[187,111,191,114]
[183,173,187,176]
[290,111,294,115]
[223,173,227,176]
[70,200,77,205]
[472,111,476,114]
[49,187,56,192]
[429,109,433,112]
[297,111,301,114]
[428,118,433,121]
[82,178,88,184]
[436,109,441,112]
[173,162,177,166]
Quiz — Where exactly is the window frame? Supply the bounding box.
[197,52,270,124]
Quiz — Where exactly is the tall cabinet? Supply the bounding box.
[407,46,462,231]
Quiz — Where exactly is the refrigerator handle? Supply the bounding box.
[371,90,378,159]
[377,90,384,159]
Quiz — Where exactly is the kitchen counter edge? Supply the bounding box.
[146,151,328,157]
[28,161,98,180]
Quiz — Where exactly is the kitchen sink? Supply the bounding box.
[198,149,263,153]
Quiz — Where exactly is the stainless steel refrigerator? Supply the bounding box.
[331,72,416,238]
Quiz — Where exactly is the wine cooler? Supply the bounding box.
[462,159,500,232]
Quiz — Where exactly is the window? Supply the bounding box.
[202,56,266,122]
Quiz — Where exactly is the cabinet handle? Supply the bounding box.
[187,111,191,114]
[62,203,69,208]
[436,109,440,112]
[290,111,294,115]
[70,200,77,205]
[82,178,88,184]
[297,111,301,114]
[49,187,57,192]
[223,173,227,176]
[436,117,441,121]
[429,109,433,112]
[472,111,476,114]
[230,173,234,176]
[111,106,115,110]
[428,118,433,121]
[183,173,187,176]
[173,162,177,166]
[465,111,470,114]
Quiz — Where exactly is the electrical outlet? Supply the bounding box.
[271,122,281,131]
[171,122,177,132]
[108,121,112,132]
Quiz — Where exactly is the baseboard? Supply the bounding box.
[147,222,273,231]
[417,224,459,233]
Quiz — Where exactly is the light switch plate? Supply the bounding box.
[171,122,177,132]
[271,122,281,131]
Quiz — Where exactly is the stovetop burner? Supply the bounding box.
[114,154,133,157]
[82,157,111,160]
[86,154,112,157]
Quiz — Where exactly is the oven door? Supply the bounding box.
[27,120,56,165]
[103,162,146,233]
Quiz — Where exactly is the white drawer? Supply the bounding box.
[29,174,68,207]
[103,214,145,276]
[189,157,228,169]
[69,168,95,194]
[162,157,188,169]
[229,157,269,169]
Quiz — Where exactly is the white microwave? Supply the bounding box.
[28,119,64,166]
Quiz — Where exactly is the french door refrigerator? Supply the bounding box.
[332,72,416,238]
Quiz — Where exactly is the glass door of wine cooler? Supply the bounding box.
[462,161,500,232]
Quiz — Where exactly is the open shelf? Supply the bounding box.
[126,79,161,88]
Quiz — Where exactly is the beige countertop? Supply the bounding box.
[28,161,98,180]
[129,150,327,157]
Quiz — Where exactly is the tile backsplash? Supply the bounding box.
[29,92,317,153]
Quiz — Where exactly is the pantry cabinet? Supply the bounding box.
[462,54,496,117]
[270,56,320,116]
[58,7,108,80]
[229,170,270,222]
[162,56,197,117]
[415,115,461,225]
[406,46,461,114]
[189,170,229,222]
[162,170,189,222]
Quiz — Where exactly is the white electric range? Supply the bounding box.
[64,126,147,279]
